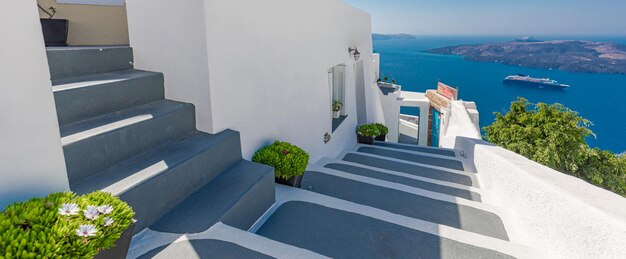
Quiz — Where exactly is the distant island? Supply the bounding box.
[372,33,416,40]
[425,39,626,74]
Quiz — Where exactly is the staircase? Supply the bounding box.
[47,46,275,233]
[129,141,535,259]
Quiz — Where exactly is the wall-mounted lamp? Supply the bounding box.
[348,47,361,61]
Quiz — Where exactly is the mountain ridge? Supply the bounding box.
[425,40,626,74]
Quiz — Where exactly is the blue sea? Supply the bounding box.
[373,36,626,153]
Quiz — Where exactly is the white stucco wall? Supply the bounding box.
[128,0,383,162]
[126,0,215,133]
[204,0,382,161]
[0,0,69,210]
[442,101,626,258]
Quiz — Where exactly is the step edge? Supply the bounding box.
[52,70,163,90]
[71,131,238,196]
[306,167,488,208]
[61,100,194,146]
[341,151,479,184]
[275,187,531,257]
[315,157,483,193]
[354,145,468,172]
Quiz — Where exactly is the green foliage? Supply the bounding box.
[484,98,626,196]
[0,191,134,258]
[356,124,380,137]
[332,100,343,112]
[374,123,389,135]
[253,141,310,180]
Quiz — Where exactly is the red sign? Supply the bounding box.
[437,82,458,101]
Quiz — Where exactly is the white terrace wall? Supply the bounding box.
[442,102,626,258]
[127,0,384,162]
[0,0,69,210]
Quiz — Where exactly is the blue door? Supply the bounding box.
[431,109,440,147]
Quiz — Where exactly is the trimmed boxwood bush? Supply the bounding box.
[374,123,389,136]
[0,191,134,258]
[356,124,380,137]
[252,141,310,180]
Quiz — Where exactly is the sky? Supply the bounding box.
[342,0,626,36]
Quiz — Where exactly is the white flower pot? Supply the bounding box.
[332,111,340,119]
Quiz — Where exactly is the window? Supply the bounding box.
[332,65,346,115]
[329,64,347,132]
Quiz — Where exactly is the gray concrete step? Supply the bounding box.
[61,100,196,184]
[357,146,466,171]
[53,70,164,126]
[256,201,514,259]
[301,171,509,240]
[322,162,481,201]
[343,153,475,186]
[150,160,275,233]
[46,46,134,80]
[138,239,274,259]
[375,141,457,157]
[72,130,244,232]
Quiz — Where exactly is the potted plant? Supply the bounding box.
[356,124,380,145]
[374,123,389,141]
[332,100,343,119]
[38,4,69,46]
[0,191,135,258]
[253,141,310,188]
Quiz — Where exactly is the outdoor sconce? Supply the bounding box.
[349,47,361,61]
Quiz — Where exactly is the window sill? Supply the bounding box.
[332,115,348,133]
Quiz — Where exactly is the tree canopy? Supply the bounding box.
[484,98,626,196]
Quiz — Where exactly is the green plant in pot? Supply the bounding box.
[374,123,389,141]
[0,191,135,258]
[253,141,310,187]
[356,124,381,145]
[332,100,343,119]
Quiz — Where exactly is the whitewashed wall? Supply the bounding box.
[442,102,626,259]
[203,0,382,161]
[0,0,69,209]
[127,0,384,162]
[126,0,215,133]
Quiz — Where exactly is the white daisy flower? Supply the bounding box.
[76,225,98,237]
[104,217,114,227]
[97,205,114,215]
[83,206,100,220]
[58,204,80,216]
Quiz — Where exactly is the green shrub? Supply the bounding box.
[374,123,389,135]
[484,98,626,196]
[253,141,310,180]
[356,124,381,137]
[0,191,134,258]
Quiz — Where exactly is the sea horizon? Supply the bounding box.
[374,36,626,153]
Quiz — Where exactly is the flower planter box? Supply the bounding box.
[40,19,69,46]
[375,134,387,141]
[357,135,374,145]
[275,175,303,188]
[94,220,136,259]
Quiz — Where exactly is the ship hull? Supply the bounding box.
[503,79,569,88]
